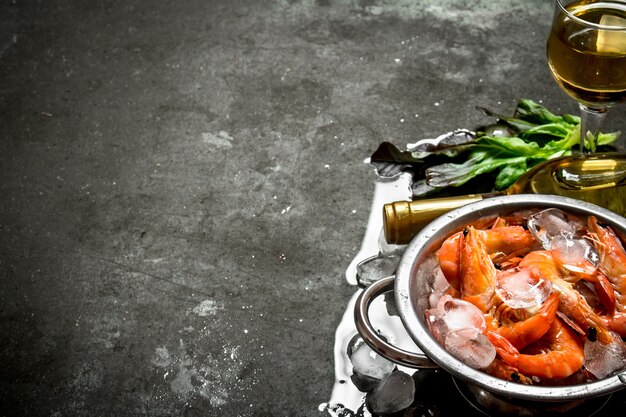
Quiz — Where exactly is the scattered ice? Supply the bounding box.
[444,328,496,369]
[528,209,600,273]
[424,309,448,345]
[356,254,400,287]
[366,371,415,415]
[435,295,486,332]
[551,234,599,273]
[428,268,450,309]
[527,208,584,249]
[584,337,626,379]
[495,268,552,310]
[348,336,395,380]
[425,295,494,369]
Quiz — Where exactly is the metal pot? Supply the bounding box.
[355,194,626,413]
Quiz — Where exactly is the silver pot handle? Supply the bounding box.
[354,275,438,369]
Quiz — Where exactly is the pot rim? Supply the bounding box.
[395,194,626,401]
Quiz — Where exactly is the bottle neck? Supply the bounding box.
[383,193,500,244]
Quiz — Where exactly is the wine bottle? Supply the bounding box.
[383,153,626,244]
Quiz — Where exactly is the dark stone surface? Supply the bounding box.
[1,1,625,416]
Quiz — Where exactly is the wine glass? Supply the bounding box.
[546,0,626,153]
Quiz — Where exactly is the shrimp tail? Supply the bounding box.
[486,331,520,367]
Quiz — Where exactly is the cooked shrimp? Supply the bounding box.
[588,216,626,306]
[438,226,536,290]
[488,317,585,379]
[431,211,625,385]
[518,251,613,343]
[459,227,497,312]
[480,226,536,259]
[588,215,626,336]
[494,292,559,350]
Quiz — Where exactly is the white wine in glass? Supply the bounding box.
[547,0,626,152]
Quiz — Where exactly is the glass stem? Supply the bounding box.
[578,104,608,153]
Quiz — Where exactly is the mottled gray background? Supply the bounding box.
[1,0,625,416]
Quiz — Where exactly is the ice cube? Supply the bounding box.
[348,335,396,380]
[527,208,584,249]
[426,294,495,369]
[429,268,450,309]
[356,254,400,287]
[436,294,486,332]
[366,370,415,415]
[444,328,496,370]
[551,234,599,274]
[584,337,626,379]
[495,267,552,310]
[425,308,448,345]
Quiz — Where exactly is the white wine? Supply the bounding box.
[505,154,626,215]
[383,154,626,244]
[547,0,626,107]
